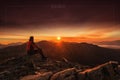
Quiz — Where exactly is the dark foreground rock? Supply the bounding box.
[78,61,120,80]
[51,68,77,80]
[0,56,120,80]
[20,61,120,80]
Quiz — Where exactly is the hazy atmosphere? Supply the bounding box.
[0,0,120,44]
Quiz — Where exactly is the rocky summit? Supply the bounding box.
[0,55,120,80]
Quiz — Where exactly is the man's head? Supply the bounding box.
[29,36,34,42]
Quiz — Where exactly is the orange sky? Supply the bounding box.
[0,23,120,44]
[0,0,120,44]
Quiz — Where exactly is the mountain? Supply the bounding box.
[0,44,6,49]
[0,42,23,49]
[0,43,26,63]
[0,41,120,65]
[37,41,120,65]
[0,41,120,79]
[7,42,23,46]
[97,40,120,45]
[94,40,120,49]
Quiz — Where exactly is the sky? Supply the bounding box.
[0,0,120,44]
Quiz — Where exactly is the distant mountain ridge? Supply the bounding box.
[96,40,120,45]
[0,42,23,49]
[7,42,23,46]
[0,41,120,65]
[0,44,6,49]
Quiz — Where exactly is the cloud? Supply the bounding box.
[0,0,120,44]
[0,19,21,27]
[0,0,120,29]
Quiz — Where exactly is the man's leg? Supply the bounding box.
[36,49,47,59]
[30,56,36,68]
[26,55,35,69]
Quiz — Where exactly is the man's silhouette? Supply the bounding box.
[26,36,47,69]
[27,36,47,59]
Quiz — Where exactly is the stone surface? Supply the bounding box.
[77,61,120,80]
[21,72,53,80]
[0,55,120,80]
[51,68,77,80]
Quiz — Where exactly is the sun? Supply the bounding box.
[57,36,61,41]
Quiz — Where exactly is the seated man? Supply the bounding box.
[26,36,47,68]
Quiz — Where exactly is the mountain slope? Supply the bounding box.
[0,41,120,65]
[97,40,120,45]
[0,44,6,49]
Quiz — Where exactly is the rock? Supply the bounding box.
[37,72,53,80]
[0,71,12,80]
[118,65,120,74]
[77,61,120,80]
[21,72,53,80]
[0,55,120,80]
[50,68,77,80]
[85,67,104,80]
[77,72,86,80]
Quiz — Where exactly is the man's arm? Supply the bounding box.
[33,43,40,49]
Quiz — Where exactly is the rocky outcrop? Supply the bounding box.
[21,61,120,80]
[20,72,53,80]
[78,61,120,80]
[0,55,120,80]
[37,72,53,80]
[50,68,77,80]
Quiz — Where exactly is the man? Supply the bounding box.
[27,36,46,59]
[26,36,47,69]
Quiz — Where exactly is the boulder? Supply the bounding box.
[77,61,119,80]
[51,68,77,80]
[77,72,86,80]
[37,72,53,80]
[21,72,53,80]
